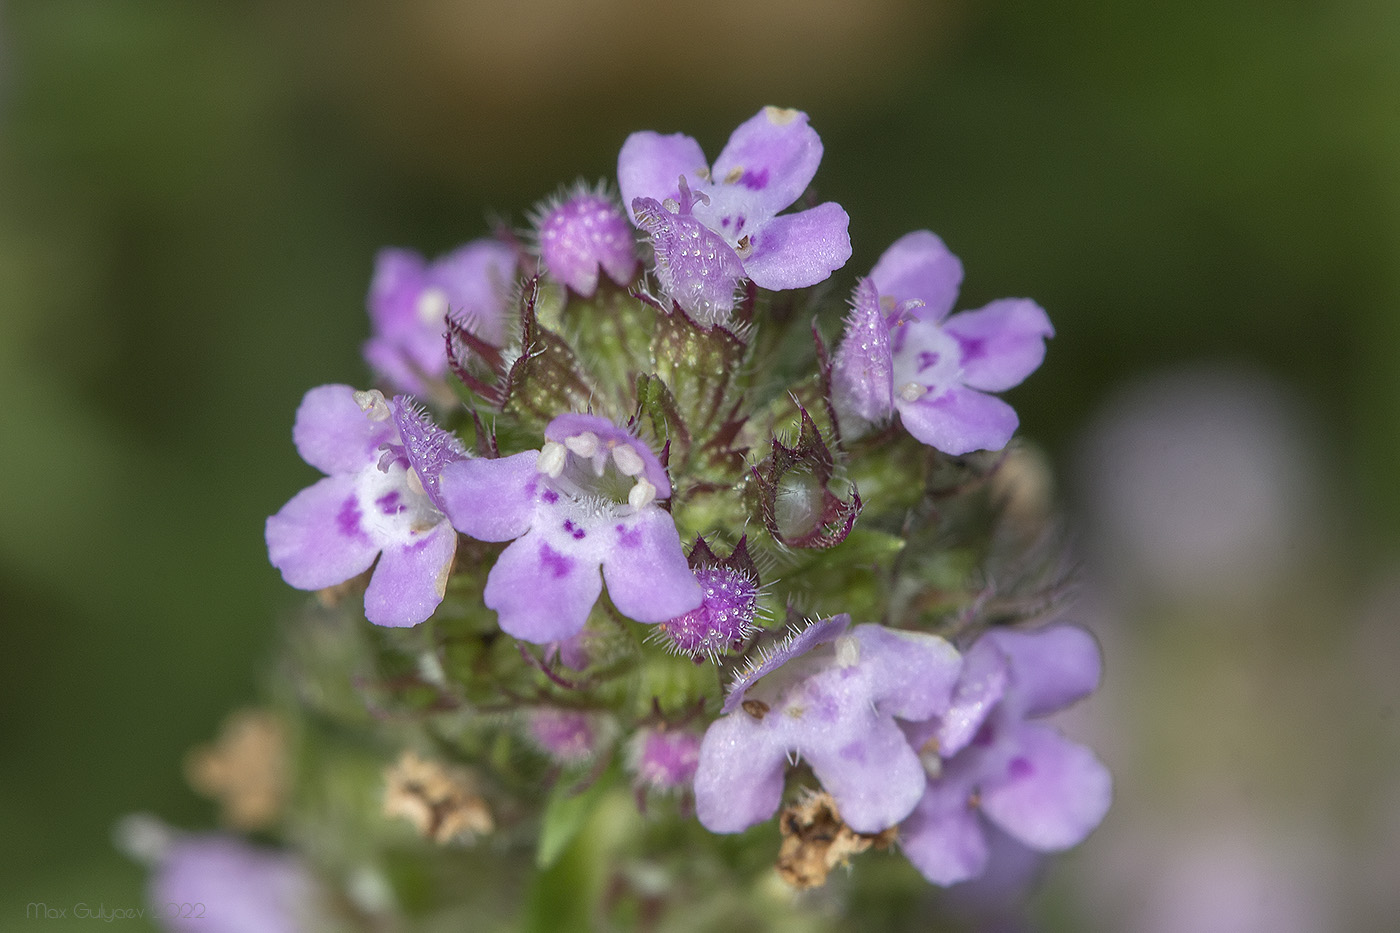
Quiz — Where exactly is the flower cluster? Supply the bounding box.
[149,105,1106,931]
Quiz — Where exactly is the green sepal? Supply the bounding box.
[503,277,594,430]
[651,308,747,465]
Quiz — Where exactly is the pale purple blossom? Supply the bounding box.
[528,708,606,764]
[898,625,1111,886]
[265,385,464,627]
[535,187,638,296]
[694,615,962,834]
[148,834,317,933]
[832,231,1053,455]
[438,412,702,643]
[618,106,852,323]
[364,240,517,394]
[627,727,702,794]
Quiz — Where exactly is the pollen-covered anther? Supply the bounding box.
[724,166,744,184]
[415,286,451,325]
[405,468,426,496]
[563,431,599,458]
[764,105,801,125]
[834,634,861,668]
[735,235,753,260]
[612,444,645,477]
[354,389,392,421]
[662,197,680,213]
[898,382,927,403]
[629,477,658,510]
[537,441,567,478]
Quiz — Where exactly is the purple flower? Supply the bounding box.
[438,412,703,643]
[898,625,1112,886]
[831,231,1053,455]
[535,186,638,296]
[694,615,962,835]
[627,726,702,794]
[528,708,608,764]
[364,240,517,394]
[266,385,464,627]
[148,834,317,933]
[618,106,852,323]
[656,537,760,661]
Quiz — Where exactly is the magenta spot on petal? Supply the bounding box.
[720,216,731,228]
[838,740,867,762]
[336,497,367,539]
[562,519,586,540]
[738,168,770,191]
[539,542,573,578]
[376,491,404,515]
[1007,756,1034,780]
[734,216,746,233]
[916,351,941,372]
[953,332,986,362]
[972,721,997,748]
[542,489,559,504]
[616,524,642,549]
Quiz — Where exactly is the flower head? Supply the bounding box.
[265,385,464,627]
[438,412,702,643]
[619,106,852,323]
[656,537,760,661]
[693,615,962,835]
[148,834,317,933]
[832,231,1053,454]
[898,625,1112,886]
[364,240,517,394]
[534,186,638,296]
[528,708,609,765]
[627,726,702,795]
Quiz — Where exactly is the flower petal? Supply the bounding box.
[979,722,1112,851]
[898,385,1019,456]
[601,509,703,622]
[266,474,379,590]
[426,239,518,347]
[617,131,709,223]
[899,772,990,886]
[741,202,852,291]
[438,451,541,542]
[832,279,895,425]
[936,637,1011,758]
[943,299,1054,393]
[853,624,963,722]
[870,230,964,323]
[292,384,393,476]
[984,625,1102,717]
[710,106,823,216]
[483,531,603,643]
[694,715,788,833]
[367,248,427,337]
[362,521,457,627]
[803,717,928,833]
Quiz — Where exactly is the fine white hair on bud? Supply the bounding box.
[629,477,657,511]
[354,389,392,421]
[538,441,567,478]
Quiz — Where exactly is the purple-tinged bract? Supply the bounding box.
[619,106,852,323]
[536,187,638,296]
[694,615,963,835]
[265,385,464,627]
[364,240,517,394]
[831,231,1054,455]
[438,412,702,643]
[898,625,1112,886]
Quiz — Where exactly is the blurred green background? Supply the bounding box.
[2,0,1398,929]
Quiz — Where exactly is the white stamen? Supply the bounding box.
[538,441,567,478]
[405,468,425,496]
[564,431,599,458]
[835,634,861,668]
[898,382,928,403]
[612,444,645,477]
[354,389,391,421]
[628,477,657,511]
[662,198,680,214]
[416,286,451,325]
